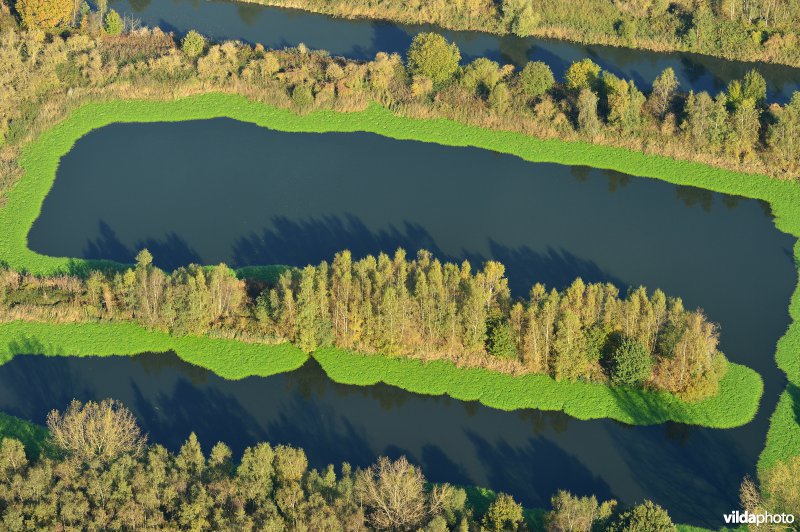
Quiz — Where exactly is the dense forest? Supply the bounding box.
[2,0,800,201]
[0,248,727,401]
[0,398,683,530]
[250,0,800,67]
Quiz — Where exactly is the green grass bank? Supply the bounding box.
[0,321,308,379]
[314,347,762,427]
[0,93,797,459]
[0,319,761,428]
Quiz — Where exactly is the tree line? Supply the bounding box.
[0,248,727,401]
[2,3,800,193]
[0,398,679,530]
[186,0,800,67]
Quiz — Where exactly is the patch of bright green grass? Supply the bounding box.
[0,320,308,379]
[759,240,800,474]
[313,347,762,428]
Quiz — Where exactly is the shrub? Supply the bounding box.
[104,9,123,36]
[518,61,554,99]
[487,317,517,359]
[461,57,504,97]
[483,493,523,531]
[610,337,652,387]
[565,59,601,92]
[615,18,637,43]
[488,82,511,113]
[610,500,675,531]
[406,32,460,86]
[181,30,206,58]
[291,84,314,112]
[410,75,433,98]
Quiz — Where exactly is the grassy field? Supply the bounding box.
[0,92,798,475]
[0,321,308,379]
[314,347,762,427]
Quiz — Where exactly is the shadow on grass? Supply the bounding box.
[6,335,63,358]
[791,383,800,426]
[606,384,688,426]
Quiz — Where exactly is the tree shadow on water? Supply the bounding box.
[84,221,134,263]
[464,430,615,508]
[264,392,375,469]
[83,220,202,270]
[602,386,751,526]
[479,242,626,295]
[0,354,89,423]
[231,214,446,268]
[130,378,266,457]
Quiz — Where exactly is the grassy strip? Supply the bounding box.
[758,240,800,473]
[0,321,308,380]
[313,347,762,428]
[0,319,762,427]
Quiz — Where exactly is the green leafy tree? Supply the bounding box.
[181,30,206,58]
[728,97,760,159]
[518,61,554,100]
[291,84,314,112]
[487,317,518,359]
[489,82,511,113]
[483,492,524,531]
[460,57,504,97]
[742,69,767,107]
[565,59,601,93]
[406,32,460,86]
[615,18,637,43]
[296,266,321,352]
[768,93,800,170]
[610,337,652,386]
[602,72,645,134]
[610,500,675,531]
[236,443,275,505]
[552,310,587,381]
[104,8,122,35]
[501,0,539,36]
[648,68,678,119]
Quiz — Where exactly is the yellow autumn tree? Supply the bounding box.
[16,0,72,29]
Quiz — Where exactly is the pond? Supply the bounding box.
[109,0,800,102]
[25,118,798,526]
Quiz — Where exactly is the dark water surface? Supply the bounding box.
[26,119,798,526]
[109,0,800,102]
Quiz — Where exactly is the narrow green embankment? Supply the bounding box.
[0,320,762,428]
[758,238,800,473]
[315,348,761,427]
[0,321,308,379]
[0,93,796,442]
